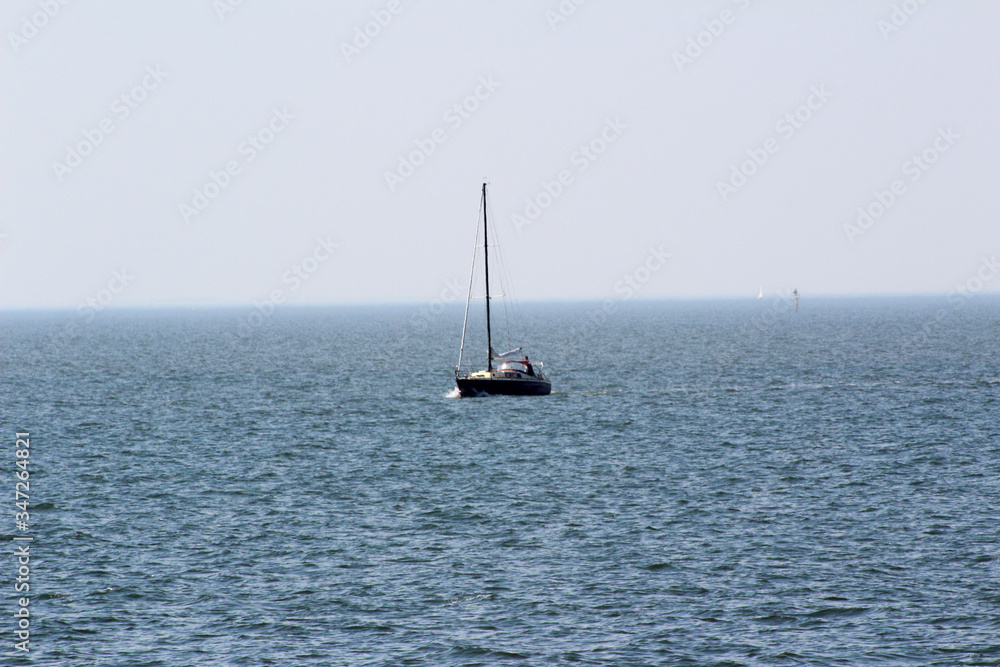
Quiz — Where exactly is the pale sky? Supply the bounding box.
[3,0,1000,309]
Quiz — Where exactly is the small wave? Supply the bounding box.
[444,387,461,399]
[447,644,529,659]
[447,593,492,604]
[805,606,869,619]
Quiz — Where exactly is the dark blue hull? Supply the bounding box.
[456,377,551,397]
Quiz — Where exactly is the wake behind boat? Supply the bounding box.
[454,183,551,397]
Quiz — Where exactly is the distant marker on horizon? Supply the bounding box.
[793,288,799,311]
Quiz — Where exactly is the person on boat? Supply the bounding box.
[523,356,534,376]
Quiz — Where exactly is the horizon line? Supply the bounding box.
[3,291,999,313]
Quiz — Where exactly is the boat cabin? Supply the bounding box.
[497,359,534,377]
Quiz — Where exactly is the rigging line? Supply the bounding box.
[500,238,524,347]
[495,225,521,351]
[457,193,484,372]
[496,227,521,344]
[486,191,526,349]
[497,201,519,342]
[485,192,515,351]
[510,249,527,348]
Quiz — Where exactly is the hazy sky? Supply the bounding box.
[3,0,1000,309]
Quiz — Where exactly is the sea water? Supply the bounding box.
[2,297,998,665]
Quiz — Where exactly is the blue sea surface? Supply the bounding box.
[2,297,999,665]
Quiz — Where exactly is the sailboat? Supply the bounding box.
[454,183,551,397]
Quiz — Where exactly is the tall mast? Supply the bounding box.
[482,182,493,372]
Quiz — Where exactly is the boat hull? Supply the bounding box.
[456,376,551,397]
